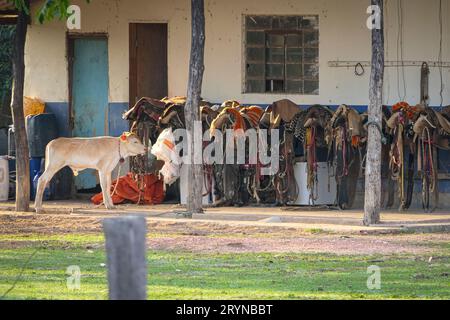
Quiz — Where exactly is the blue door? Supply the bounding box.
[71,38,109,190]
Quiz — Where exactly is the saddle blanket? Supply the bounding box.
[91,173,165,205]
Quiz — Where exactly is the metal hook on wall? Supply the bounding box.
[354,62,365,76]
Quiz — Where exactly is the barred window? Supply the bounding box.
[244,15,319,94]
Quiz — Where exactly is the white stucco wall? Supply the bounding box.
[24,0,450,106]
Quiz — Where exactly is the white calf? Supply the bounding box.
[34,132,146,213]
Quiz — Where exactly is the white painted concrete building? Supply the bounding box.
[1,0,449,200]
[20,0,448,136]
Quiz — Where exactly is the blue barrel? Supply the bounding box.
[26,113,58,158]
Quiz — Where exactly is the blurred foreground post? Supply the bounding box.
[103,216,147,300]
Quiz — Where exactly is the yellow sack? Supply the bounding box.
[24,97,45,117]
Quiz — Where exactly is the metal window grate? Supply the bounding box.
[245,15,319,95]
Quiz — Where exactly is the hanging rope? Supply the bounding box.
[202,164,214,197]
[420,127,436,211]
[306,127,318,203]
[396,0,407,101]
[438,0,444,108]
[384,0,391,105]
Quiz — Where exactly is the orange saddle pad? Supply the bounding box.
[91,173,165,205]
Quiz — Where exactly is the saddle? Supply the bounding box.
[413,107,450,147]
[123,97,167,122]
[268,99,301,129]
[304,105,333,128]
[434,111,450,137]
[201,105,220,120]
[412,107,441,211]
[201,106,221,131]
[303,104,333,148]
[259,107,272,129]
[285,110,307,141]
[159,103,186,129]
[161,96,212,109]
[440,105,450,120]
[240,106,265,129]
[386,104,419,211]
[209,104,264,207]
[221,100,241,109]
[327,104,364,209]
[386,110,405,130]
[210,106,263,136]
[328,104,363,148]
[161,96,187,106]
[158,96,214,130]
[392,101,422,121]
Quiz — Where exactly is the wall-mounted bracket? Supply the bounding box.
[328,61,450,68]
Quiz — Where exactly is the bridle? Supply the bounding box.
[118,139,125,164]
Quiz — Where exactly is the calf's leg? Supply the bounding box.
[106,171,115,208]
[99,171,115,210]
[34,164,62,213]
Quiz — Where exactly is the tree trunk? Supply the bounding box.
[364,0,384,225]
[10,2,30,212]
[184,0,205,215]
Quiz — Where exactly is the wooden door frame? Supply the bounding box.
[66,33,108,136]
[128,23,138,109]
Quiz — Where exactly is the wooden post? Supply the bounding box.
[10,1,30,212]
[364,0,384,225]
[103,216,147,300]
[184,0,205,215]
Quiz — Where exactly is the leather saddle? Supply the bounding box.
[328,104,363,148]
[159,103,186,129]
[123,97,167,122]
[240,106,265,129]
[303,104,333,129]
[302,104,333,149]
[440,105,450,120]
[434,110,450,136]
[268,99,301,129]
[201,106,221,131]
[210,106,263,135]
[413,107,450,150]
[221,100,241,109]
[414,108,450,135]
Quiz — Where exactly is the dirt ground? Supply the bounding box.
[0,212,449,255]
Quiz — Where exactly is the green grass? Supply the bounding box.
[0,234,449,300]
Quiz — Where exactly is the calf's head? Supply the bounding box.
[120,132,147,156]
